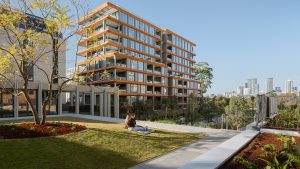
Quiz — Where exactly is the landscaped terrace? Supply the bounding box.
[0,116,203,169]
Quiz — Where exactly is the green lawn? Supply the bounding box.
[0,117,204,169]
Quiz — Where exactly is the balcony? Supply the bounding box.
[116,63,126,67]
[106,39,120,45]
[146,91,153,94]
[106,26,120,33]
[116,76,126,80]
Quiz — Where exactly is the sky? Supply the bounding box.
[65,0,300,95]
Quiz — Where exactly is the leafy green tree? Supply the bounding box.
[194,62,213,96]
[225,96,252,130]
[186,93,200,125]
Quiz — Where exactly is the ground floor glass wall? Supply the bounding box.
[62,92,75,114]
[18,90,37,117]
[0,90,13,118]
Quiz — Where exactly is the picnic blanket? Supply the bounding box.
[128,126,152,134]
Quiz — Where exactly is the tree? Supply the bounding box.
[250,96,256,115]
[194,62,213,122]
[0,0,87,125]
[225,96,252,130]
[186,92,199,125]
[194,62,213,97]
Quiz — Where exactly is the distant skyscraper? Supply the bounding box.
[267,78,273,93]
[247,78,259,95]
[237,86,244,96]
[275,87,282,93]
[244,88,251,96]
[293,87,298,92]
[285,80,293,93]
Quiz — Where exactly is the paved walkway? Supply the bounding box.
[130,121,239,169]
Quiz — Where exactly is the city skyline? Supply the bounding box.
[224,77,299,96]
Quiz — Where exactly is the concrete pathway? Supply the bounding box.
[130,121,239,169]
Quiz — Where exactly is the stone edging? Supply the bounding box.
[261,128,300,137]
[179,129,259,169]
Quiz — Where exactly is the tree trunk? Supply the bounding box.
[41,99,49,125]
[23,91,40,124]
[164,106,168,120]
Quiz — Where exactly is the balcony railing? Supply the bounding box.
[106,39,120,45]
[106,26,120,33]
[146,91,152,94]
[116,76,126,80]
[82,14,117,28]
[116,63,126,67]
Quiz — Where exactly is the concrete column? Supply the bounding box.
[58,93,62,115]
[107,93,111,117]
[104,92,108,117]
[75,87,79,114]
[100,93,104,116]
[90,87,95,116]
[114,90,119,118]
[38,83,43,116]
[113,55,117,87]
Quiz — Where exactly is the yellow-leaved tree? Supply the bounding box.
[0,0,88,124]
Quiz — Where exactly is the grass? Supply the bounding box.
[148,119,177,124]
[0,117,204,169]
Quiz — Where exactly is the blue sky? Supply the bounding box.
[66,0,300,94]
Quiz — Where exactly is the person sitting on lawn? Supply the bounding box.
[124,113,152,134]
[125,113,136,129]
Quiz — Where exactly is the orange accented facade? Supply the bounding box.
[77,2,200,105]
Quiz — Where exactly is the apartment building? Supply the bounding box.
[77,2,200,105]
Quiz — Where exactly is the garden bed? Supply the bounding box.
[263,108,300,132]
[0,122,87,139]
[220,133,300,169]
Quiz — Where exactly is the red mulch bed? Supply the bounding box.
[220,133,300,169]
[0,122,87,139]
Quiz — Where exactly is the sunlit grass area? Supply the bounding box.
[0,117,204,169]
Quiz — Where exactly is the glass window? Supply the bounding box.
[0,90,13,118]
[138,73,143,82]
[18,90,37,117]
[130,84,138,93]
[140,85,146,93]
[131,60,137,69]
[128,72,134,81]
[138,61,143,70]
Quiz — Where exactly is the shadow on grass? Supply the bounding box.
[0,135,136,169]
